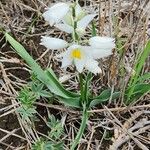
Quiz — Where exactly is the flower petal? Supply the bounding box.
[55,23,73,33]
[92,48,112,59]
[68,44,86,73]
[74,59,85,73]
[75,3,82,16]
[43,3,69,26]
[40,36,68,50]
[75,3,85,20]
[77,14,97,30]
[63,12,73,26]
[67,44,81,52]
[81,46,92,56]
[61,54,72,68]
[89,36,115,49]
[61,44,81,69]
[85,59,102,74]
[89,36,115,59]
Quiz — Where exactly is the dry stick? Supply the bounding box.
[133,131,150,145]
[98,0,107,35]
[87,126,95,150]
[0,63,33,147]
[0,141,15,149]
[110,125,150,150]
[8,73,27,83]
[0,129,17,143]
[4,66,30,72]
[132,137,149,150]
[108,0,113,37]
[0,128,26,141]
[89,104,150,113]
[0,102,19,112]
[0,108,16,118]
[0,58,21,64]
[128,119,150,133]
[0,89,16,97]
[136,134,150,144]
[98,0,101,35]
[97,129,107,150]
[0,63,18,95]
[123,111,144,129]
[17,0,41,13]
[35,101,150,114]
[37,131,55,142]
[129,91,150,107]
[0,63,12,94]
[34,102,80,114]
[15,146,26,150]
[104,106,150,149]
[36,0,47,7]
[0,1,10,22]
[36,49,50,61]
[106,106,150,149]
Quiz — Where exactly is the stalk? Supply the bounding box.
[79,73,84,103]
[70,3,89,149]
[70,104,88,150]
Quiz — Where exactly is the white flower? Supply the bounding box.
[61,44,101,74]
[43,3,69,26]
[40,36,68,50]
[62,2,85,26]
[54,21,74,33]
[55,14,96,35]
[40,35,115,74]
[77,14,96,32]
[89,36,115,59]
[54,2,96,35]
[74,3,86,21]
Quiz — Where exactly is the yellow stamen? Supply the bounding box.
[71,49,82,59]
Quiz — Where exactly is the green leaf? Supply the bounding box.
[45,69,81,108]
[47,115,64,140]
[29,78,53,98]
[90,89,120,107]
[5,33,80,103]
[127,40,150,102]
[18,86,37,107]
[45,69,79,98]
[133,40,150,83]
[39,90,52,98]
[136,73,150,82]
[84,72,92,106]
[59,97,81,108]
[32,139,64,150]
[17,106,36,121]
[125,83,150,104]
[91,21,96,36]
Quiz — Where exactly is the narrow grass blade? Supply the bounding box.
[136,73,150,82]
[127,40,150,103]
[125,83,150,105]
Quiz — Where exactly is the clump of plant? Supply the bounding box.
[4,0,150,149]
[17,75,52,122]
[32,114,64,150]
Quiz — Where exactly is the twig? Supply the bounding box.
[89,104,150,113]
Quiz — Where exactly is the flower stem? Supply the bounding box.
[79,73,84,103]
[70,3,89,149]
[71,3,79,43]
[70,104,88,150]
